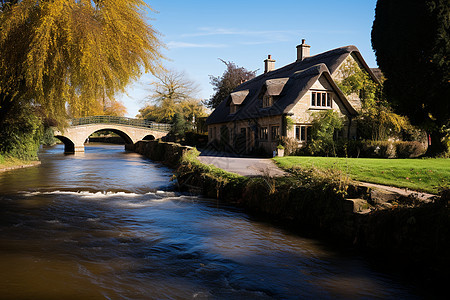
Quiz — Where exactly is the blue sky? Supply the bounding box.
[119,0,379,117]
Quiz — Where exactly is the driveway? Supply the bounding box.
[198,151,286,177]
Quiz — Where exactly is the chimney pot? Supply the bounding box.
[302,39,305,44]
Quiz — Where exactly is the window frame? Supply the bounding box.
[262,94,274,108]
[230,103,240,114]
[310,91,332,108]
[270,126,280,141]
[259,127,268,141]
[294,124,312,142]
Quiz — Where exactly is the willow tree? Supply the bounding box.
[0,0,163,126]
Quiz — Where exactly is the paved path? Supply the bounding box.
[198,152,286,177]
[358,181,436,201]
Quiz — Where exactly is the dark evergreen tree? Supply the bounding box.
[170,113,187,142]
[205,59,257,109]
[372,0,450,154]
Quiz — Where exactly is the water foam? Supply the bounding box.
[22,190,142,199]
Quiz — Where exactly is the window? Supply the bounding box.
[311,91,332,108]
[271,126,280,140]
[230,104,239,114]
[307,126,312,141]
[295,125,312,142]
[301,126,306,141]
[263,94,273,108]
[259,127,268,140]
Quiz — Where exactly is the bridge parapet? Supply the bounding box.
[70,116,171,132]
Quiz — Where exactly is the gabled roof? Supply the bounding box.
[207,45,376,125]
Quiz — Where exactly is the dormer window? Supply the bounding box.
[229,90,249,115]
[311,91,332,108]
[230,104,239,114]
[263,94,273,108]
[260,78,288,109]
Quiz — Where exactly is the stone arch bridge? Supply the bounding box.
[54,116,171,153]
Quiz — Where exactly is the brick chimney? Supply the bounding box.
[296,39,310,61]
[264,55,276,73]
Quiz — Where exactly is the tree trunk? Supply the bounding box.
[0,94,14,127]
[425,129,448,157]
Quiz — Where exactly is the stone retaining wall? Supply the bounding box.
[126,140,193,167]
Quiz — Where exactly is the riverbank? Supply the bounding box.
[0,156,40,173]
[128,140,449,283]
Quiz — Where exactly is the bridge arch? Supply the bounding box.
[88,128,134,145]
[54,116,171,153]
[54,135,75,154]
[143,135,156,141]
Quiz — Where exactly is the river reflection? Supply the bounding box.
[0,144,426,299]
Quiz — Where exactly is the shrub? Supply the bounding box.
[0,103,42,160]
[307,110,344,156]
[395,141,427,158]
[279,137,299,156]
[361,140,396,158]
[41,127,58,146]
[184,131,208,148]
[333,139,358,157]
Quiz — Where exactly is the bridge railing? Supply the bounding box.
[69,116,172,132]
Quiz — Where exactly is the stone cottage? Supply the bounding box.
[206,40,381,154]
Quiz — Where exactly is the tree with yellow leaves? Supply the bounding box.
[0,0,162,158]
[70,97,128,118]
[0,0,162,125]
[336,61,413,141]
[140,70,203,123]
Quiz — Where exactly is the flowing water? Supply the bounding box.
[0,144,430,299]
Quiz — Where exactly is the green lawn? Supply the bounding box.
[273,156,450,194]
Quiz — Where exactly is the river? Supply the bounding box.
[0,144,430,299]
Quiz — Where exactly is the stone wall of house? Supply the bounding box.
[208,115,284,154]
[332,54,365,111]
[286,74,354,142]
[251,115,283,153]
[311,75,334,90]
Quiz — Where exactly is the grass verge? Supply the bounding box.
[274,156,449,194]
[0,154,39,172]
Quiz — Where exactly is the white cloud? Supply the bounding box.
[167,41,228,49]
[182,27,297,38]
[181,27,357,39]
